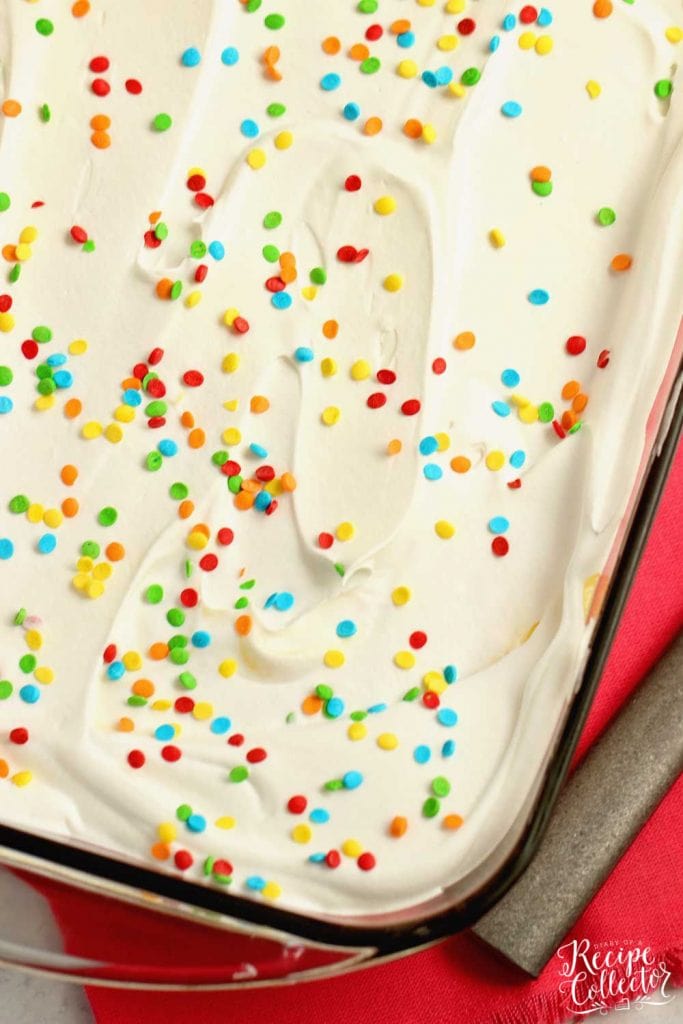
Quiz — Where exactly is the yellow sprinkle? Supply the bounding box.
[34,665,54,684]
[445,0,466,11]
[383,273,404,292]
[336,521,355,542]
[158,822,177,843]
[342,838,363,857]
[435,520,455,540]
[509,393,530,408]
[489,228,506,248]
[665,26,682,43]
[72,573,90,591]
[394,650,416,670]
[434,432,450,452]
[518,31,537,50]
[437,34,458,51]
[24,629,43,650]
[377,732,399,751]
[397,59,419,78]
[76,556,93,572]
[187,166,206,178]
[222,352,240,373]
[82,420,103,439]
[586,80,601,99]
[274,130,293,149]
[92,562,112,581]
[518,404,539,424]
[185,289,202,308]
[421,123,437,144]
[15,243,33,262]
[391,586,411,606]
[223,308,239,327]
[35,394,55,411]
[535,35,553,55]
[350,359,372,381]
[43,507,63,529]
[215,816,236,830]
[321,405,340,426]
[12,771,32,787]
[114,405,134,424]
[347,722,367,741]
[374,195,397,216]
[187,530,209,550]
[324,649,345,669]
[485,450,505,471]
[222,427,241,445]
[104,422,123,444]
[262,881,282,900]
[122,650,142,671]
[291,823,312,844]
[193,701,213,720]
[223,399,239,411]
[448,82,467,100]
[218,659,237,678]
[87,579,105,599]
[151,700,172,711]
[301,285,317,301]
[423,671,447,694]
[69,338,88,355]
[26,503,45,524]
[19,225,38,244]
[246,147,266,170]
[416,0,435,6]
[321,357,337,377]
[0,312,15,333]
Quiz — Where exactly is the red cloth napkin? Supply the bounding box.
[39,441,683,1024]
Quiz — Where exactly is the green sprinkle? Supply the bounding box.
[145,584,164,604]
[432,776,451,798]
[146,451,163,471]
[597,206,616,226]
[264,13,285,29]
[285,711,296,724]
[229,765,249,783]
[334,562,345,577]
[532,181,553,197]
[569,420,583,434]
[81,540,100,558]
[170,647,190,665]
[538,401,554,423]
[35,18,54,36]
[178,671,197,690]
[422,797,441,818]
[152,113,173,132]
[9,494,29,513]
[36,364,53,380]
[227,475,242,494]
[0,680,13,700]
[97,506,118,527]
[266,103,286,117]
[37,378,56,395]
[14,608,27,625]
[19,654,37,674]
[176,803,193,822]
[358,0,378,11]
[32,325,52,343]
[239,579,256,590]
[190,240,207,259]
[309,267,327,285]
[262,244,280,262]
[0,193,10,212]
[170,280,183,300]
[9,265,20,282]
[212,450,229,466]
[360,56,381,74]
[654,79,673,99]
[155,222,169,241]
[246,0,261,10]
[82,239,95,252]
[315,684,333,700]
[324,778,344,791]
[350,710,368,721]
[213,873,232,886]
[263,210,282,229]
[127,695,147,707]
[169,482,189,501]
[403,687,421,702]
[0,366,13,386]
[234,597,249,609]
[167,608,185,627]
[145,400,167,417]
[203,856,216,877]
[40,103,51,122]
[461,67,481,86]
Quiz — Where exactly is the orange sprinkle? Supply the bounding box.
[611,253,632,272]
[155,278,173,300]
[364,116,383,136]
[561,409,578,430]
[90,114,110,131]
[180,410,195,429]
[302,694,324,715]
[72,0,91,15]
[280,471,297,492]
[349,43,370,61]
[450,455,472,473]
[116,717,134,732]
[265,63,282,81]
[191,522,211,539]
[593,0,613,17]
[250,395,270,413]
[60,464,79,485]
[2,244,17,262]
[561,380,581,401]
[572,392,589,413]
[443,814,464,831]
[178,499,194,519]
[2,99,22,118]
[322,36,341,55]
[188,427,205,448]
[64,398,82,419]
[389,815,408,837]
[241,479,260,495]
[403,118,423,139]
[132,678,155,698]
[151,842,171,861]
[91,131,111,149]
[61,497,80,518]
[390,19,411,34]
[279,250,296,266]
[105,542,125,561]
[149,211,162,225]
[530,165,552,183]
[263,45,280,65]
[235,614,252,637]
[148,642,169,661]
[453,331,476,351]
[280,264,297,284]
[235,490,256,510]
[387,439,402,456]
[0,759,9,779]
[121,377,141,391]
[322,319,338,339]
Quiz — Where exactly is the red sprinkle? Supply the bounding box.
[180,587,199,608]
[125,78,143,95]
[133,362,148,380]
[597,348,611,368]
[519,5,538,23]
[183,370,204,387]
[174,849,193,871]
[144,230,162,249]
[21,340,39,360]
[255,465,275,482]
[552,419,567,439]
[266,276,286,292]
[91,78,110,97]
[337,245,358,262]
[221,460,242,477]
[353,248,370,263]
[566,335,587,356]
[195,264,208,283]
[0,294,12,313]
[457,17,476,34]
[344,175,362,192]
[9,727,29,745]
[161,744,182,762]
[357,852,376,871]
[174,697,195,714]
[147,416,166,429]
[228,733,244,747]
[365,24,383,41]
[401,398,421,416]
[246,747,267,764]
[148,347,164,365]
[233,316,250,334]
[409,631,427,650]
[367,392,387,409]
[127,750,145,769]
[318,532,334,549]
[507,478,523,490]
[195,192,214,209]
[89,55,109,73]
[217,527,234,546]
[326,850,341,869]
[146,378,166,398]
[376,369,396,385]
[422,691,440,709]
[199,553,218,572]
[287,794,307,814]
[492,536,509,557]
[70,225,88,244]
[103,643,117,663]
[432,357,447,375]
[212,858,233,876]
[186,174,206,192]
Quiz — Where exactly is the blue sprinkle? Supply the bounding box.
[273,591,294,611]
[326,697,344,718]
[53,370,73,389]
[488,516,510,534]
[46,353,67,366]
[123,389,142,407]
[414,744,431,765]
[221,47,239,66]
[187,813,207,833]
[106,661,125,681]
[492,400,511,418]
[271,291,292,310]
[264,593,277,609]
[191,630,211,648]
[37,533,56,554]
[444,666,458,685]
[502,13,517,30]
[20,684,40,704]
[208,240,225,261]
[210,717,231,735]
[336,619,357,639]
[309,807,330,824]
[343,770,363,789]
[442,739,456,758]
[501,368,521,388]
[249,442,268,457]
[435,66,453,86]
[437,708,458,727]
[254,490,272,510]
[397,31,415,47]
[320,73,341,92]
[155,724,175,741]
[422,71,438,88]
[0,538,15,559]
[489,34,500,52]
[240,118,259,138]
[510,449,526,469]
[0,396,14,414]
[308,852,326,863]
[158,439,178,457]
[181,47,201,67]
[501,101,522,118]
[537,8,553,27]
[367,702,387,714]
[294,346,314,363]
[419,436,439,456]
[246,875,266,891]
[528,288,550,305]
[423,463,443,481]
[343,101,360,121]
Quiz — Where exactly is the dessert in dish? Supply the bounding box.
[0,0,681,918]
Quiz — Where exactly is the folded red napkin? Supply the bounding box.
[37,442,682,1024]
